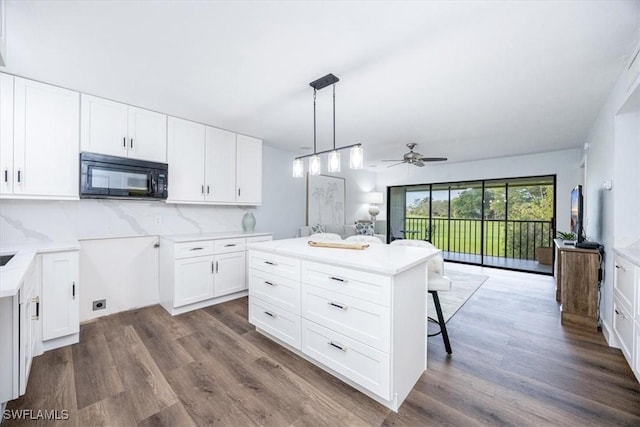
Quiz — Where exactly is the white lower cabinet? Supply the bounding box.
[174,255,215,307]
[301,319,390,400]
[248,248,427,411]
[159,233,272,315]
[214,251,246,297]
[613,251,639,381]
[42,251,80,340]
[1,249,79,405]
[19,261,40,395]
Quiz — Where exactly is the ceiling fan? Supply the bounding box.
[382,143,447,167]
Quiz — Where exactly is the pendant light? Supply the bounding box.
[327,84,341,173]
[292,73,364,177]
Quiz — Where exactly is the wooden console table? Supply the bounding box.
[553,239,601,330]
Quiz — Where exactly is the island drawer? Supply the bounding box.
[301,261,391,306]
[249,251,301,281]
[249,270,300,315]
[301,319,390,400]
[214,238,246,254]
[301,284,390,352]
[613,297,634,362]
[614,254,637,313]
[174,241,215,259]
[249,297,301,350]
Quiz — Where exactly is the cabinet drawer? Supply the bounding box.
[249,250,300,281]
[614,255,637,313]
[174,241,214,259]
[613,298,634,363]
[301,261,391,306]
[301,319,390,400]
[246,235,273,244]
[249,298,300,350]
[302,284,390,352]
[214,238,245,254]
[249,270,300,315]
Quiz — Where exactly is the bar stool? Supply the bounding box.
[390,239,453,354]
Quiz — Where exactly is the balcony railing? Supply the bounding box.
[403,217,554,261]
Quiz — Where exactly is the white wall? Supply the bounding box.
[375,149,582,232]
[255,144,306,239]
[583,48,640,340]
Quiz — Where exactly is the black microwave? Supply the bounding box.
[80,152,168,200]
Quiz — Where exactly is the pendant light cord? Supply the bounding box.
[313,88,317,154]
[333,84,336,150]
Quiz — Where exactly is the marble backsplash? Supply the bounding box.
[0,199,256,244]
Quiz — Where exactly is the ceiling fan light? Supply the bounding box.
[350,145,363,169]
[309,155,321,176]
[327,150,341,173]
[292,158,304,178]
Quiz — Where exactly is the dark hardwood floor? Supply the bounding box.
[5,267,640,426]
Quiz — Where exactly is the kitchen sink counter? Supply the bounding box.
[0,240,80,297]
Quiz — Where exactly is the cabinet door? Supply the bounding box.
[19,264,38,395]
[127,106,167,163]
[235,134,262,204]
[214,251,246,296]
[167,117,205,202]
[42,251,79,340]
[80,94,128,157]
[205,126,236,202]
[0,73,13,195]
[174,255,215,307]
[14,78,79,198]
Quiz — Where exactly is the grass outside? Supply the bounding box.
[405,216,552,258]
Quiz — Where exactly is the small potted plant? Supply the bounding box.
[557,231,577,242]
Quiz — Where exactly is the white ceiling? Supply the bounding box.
[4,1,639,169]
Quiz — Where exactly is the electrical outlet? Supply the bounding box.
[93,299,106,311]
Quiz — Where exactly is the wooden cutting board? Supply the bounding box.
[307,241,370,250]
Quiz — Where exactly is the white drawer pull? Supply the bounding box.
[264,281,277,287]
[328,341,347,352]
[189,247,204,251]
[328,301,348,310]
[329,276,348,283]
[615,264,627,271]
[264,261,278,266]
[264,311,276,318]
[615,309,626,319]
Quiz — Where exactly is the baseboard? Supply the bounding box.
[601,318,619,348]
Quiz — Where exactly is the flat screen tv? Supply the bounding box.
[570,185,584,243]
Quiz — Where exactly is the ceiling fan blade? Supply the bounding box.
[413,161,425,167]
[386,162,405,168]
[419,157,448,162]
[381,159,404,162]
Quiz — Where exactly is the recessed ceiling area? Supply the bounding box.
[4,1,639,169]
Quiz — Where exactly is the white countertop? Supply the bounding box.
[161,231,272,243]
[0,240,80,298]
[248,237,439,275]
[614,245,640,265]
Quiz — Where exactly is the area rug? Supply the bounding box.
[427,269,488,323]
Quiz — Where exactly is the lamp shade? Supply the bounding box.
[365,191,383,205]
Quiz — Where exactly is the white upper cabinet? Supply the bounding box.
[81,94,167,163]
[167,118,262,205]
[167,116,206,202]
[0,73,14,195]
[205,126,236,203]
[0,76,79,199]
[236,134,262,205]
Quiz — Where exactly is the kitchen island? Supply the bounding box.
[247,237,440,411]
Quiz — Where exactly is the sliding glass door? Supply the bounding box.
[387,175,555,275]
